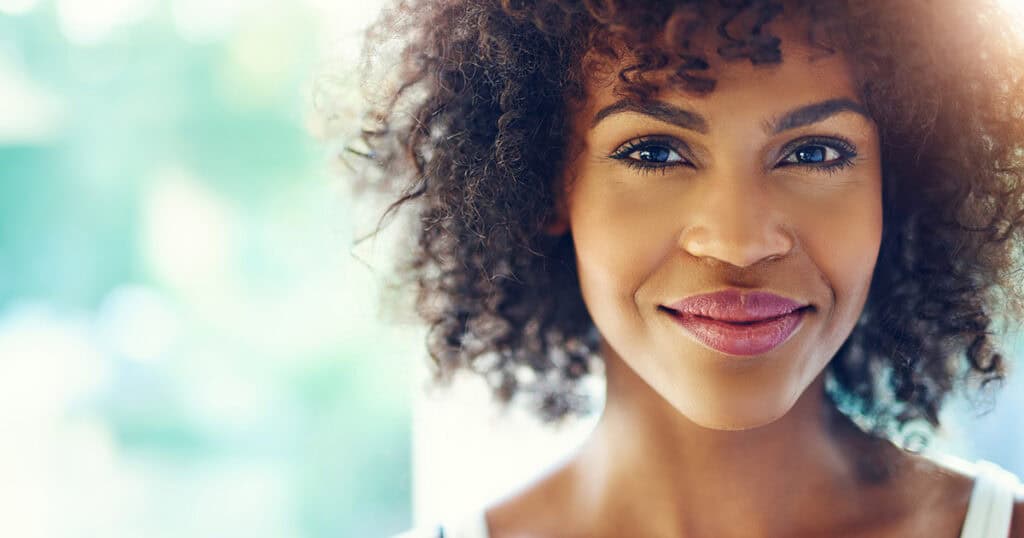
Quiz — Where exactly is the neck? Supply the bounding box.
[569,343,907,537]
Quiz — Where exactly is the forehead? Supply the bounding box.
[577,17,860,127]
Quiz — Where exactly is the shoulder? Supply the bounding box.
[900,451,1022,537]
[965,457,1024,538]
[1011,490,1024,538]
[988,461,1024,538]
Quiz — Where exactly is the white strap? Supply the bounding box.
[960,459,1019,538]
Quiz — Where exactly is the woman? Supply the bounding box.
[352,0,1024,536]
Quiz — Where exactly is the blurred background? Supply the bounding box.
[0,1,1022,537]
[0,0,421,536]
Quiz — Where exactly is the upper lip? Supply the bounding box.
[663,288,811,322]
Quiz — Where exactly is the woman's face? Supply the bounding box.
[556,24,883,430]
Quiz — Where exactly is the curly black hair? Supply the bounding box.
[344,0,1024,446]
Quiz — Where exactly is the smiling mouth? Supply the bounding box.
[690,312,792,325]
[657,305,810,323]
[659,305,811,356]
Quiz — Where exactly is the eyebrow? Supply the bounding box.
[765,98,872,134]
[590,97,872,134]
[592,99,709,134]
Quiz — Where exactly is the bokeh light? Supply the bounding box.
[0,0,415,535]
[0,0,38,15]
[55,0,156,45]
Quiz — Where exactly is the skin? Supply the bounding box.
[481,15,1024,538]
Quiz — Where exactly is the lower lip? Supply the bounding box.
[665,308,808,356]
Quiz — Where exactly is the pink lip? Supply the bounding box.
[664,289,809,322]
[662,289,811,356]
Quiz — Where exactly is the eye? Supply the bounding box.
[629,145,682,164]
[782,144,841,165]
[777,137,858,174]
[609,136,689,174]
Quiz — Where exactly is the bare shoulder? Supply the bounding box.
[1010,493,1024,538]
[916,452,1024,538]
[887,452,977,536]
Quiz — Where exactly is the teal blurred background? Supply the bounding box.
[0,0,419,536]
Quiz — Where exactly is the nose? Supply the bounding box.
[677,176,795,268]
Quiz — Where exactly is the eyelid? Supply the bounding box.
[609,135,689,159]
[610,134,692,163]
[776,135,858,164]
[606,133,859,176]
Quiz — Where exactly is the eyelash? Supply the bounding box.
[608,135,859,177]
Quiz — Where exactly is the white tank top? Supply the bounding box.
[394,457,1021,538]
[958,459,1021,538]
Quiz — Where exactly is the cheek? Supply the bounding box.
[567,177,675,324]
[796,176,884,338]
[567,164,884,351]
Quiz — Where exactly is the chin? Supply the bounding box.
[678,398,795,432]
[692,414,785,432]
